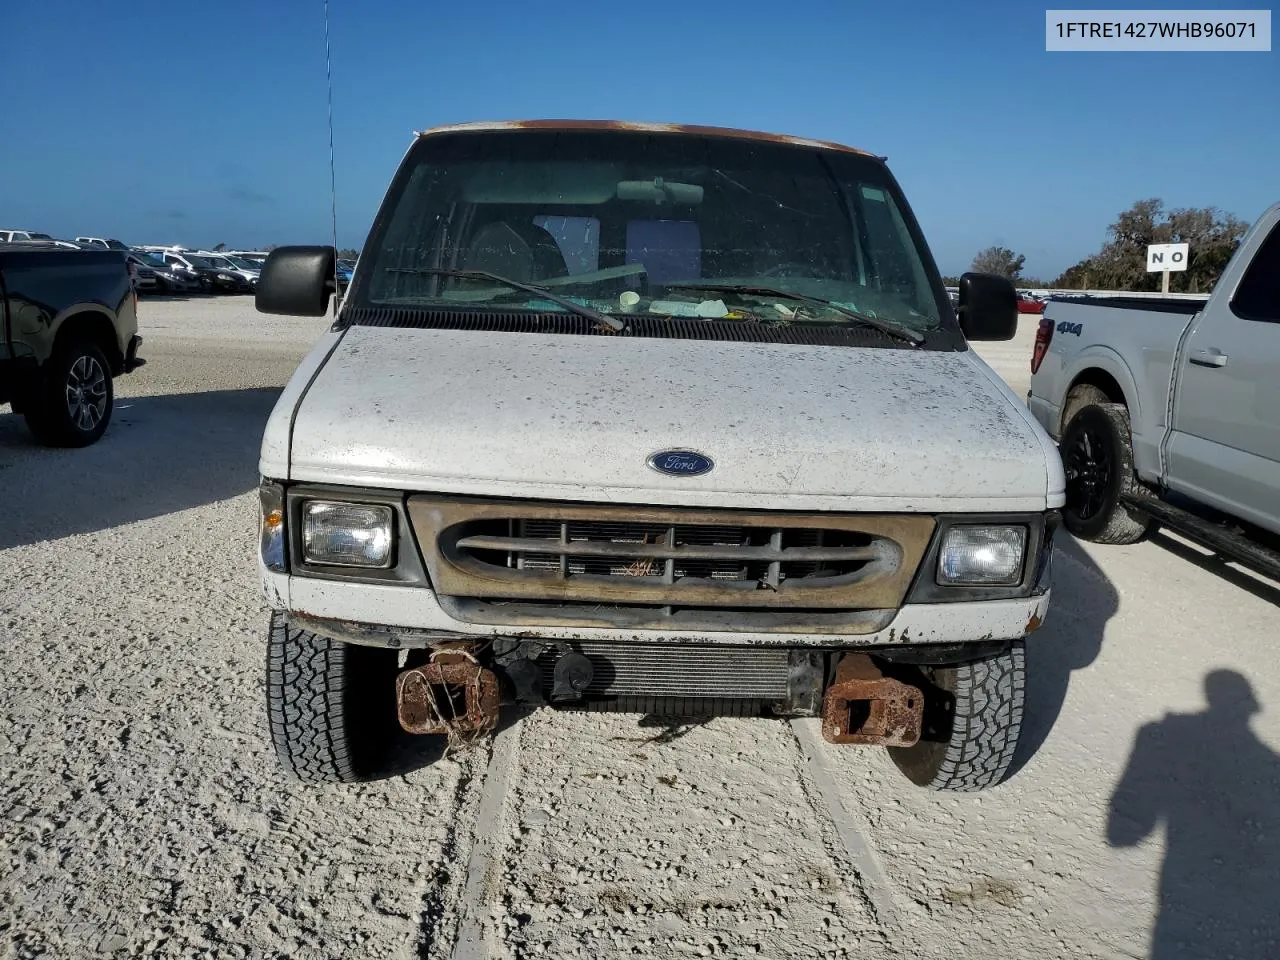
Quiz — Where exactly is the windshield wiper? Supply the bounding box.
[664,282,924,345]
[389,267,625,332]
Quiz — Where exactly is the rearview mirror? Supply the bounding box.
[615,179,704,204]
[256,245,335,316]
[957,272,1017,341]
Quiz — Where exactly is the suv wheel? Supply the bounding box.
[24,340,114,447]
[265,613,400,783]
[888,643,1025,792]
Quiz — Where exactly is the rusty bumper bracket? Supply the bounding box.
[396,658,500,736]
[821,653,924,748]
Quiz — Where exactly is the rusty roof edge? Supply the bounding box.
[413,120,877,159]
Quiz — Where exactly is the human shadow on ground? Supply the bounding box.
[0,387,278,549]
[1108,670,1280,959]
[1008,533,1119,777]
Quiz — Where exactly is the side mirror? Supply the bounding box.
[957,272,1017,341]
[256,245,335,316]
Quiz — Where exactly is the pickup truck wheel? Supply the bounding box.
[23,340,114,447]
[265,613,400,783]
[1060,402,1151,544]
[888,642,1024,792]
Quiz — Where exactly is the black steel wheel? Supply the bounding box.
[1060,402,1150,544]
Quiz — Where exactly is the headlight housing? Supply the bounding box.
[937,525,1026,585]
[259,480,286,572]
[301,501,395,568]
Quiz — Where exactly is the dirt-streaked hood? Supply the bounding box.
[276,326,1063,512]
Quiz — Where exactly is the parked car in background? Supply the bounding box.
[336,258,354,293]
[125,251,192,294]
[254,120,1056,794]
[201,253,260,289]
[159,251,212,291]
[227,255,264,279]
[75,237,131,251]
[125,252,158,293]
[161,250,253,293]
[1029,200,1280,578]
[0,243,144,445]
[127,251,194,293]
[226,250,269,264]
[1,230,55,243]
[1016,293,1046,314]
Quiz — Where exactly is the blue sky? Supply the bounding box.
[4,0,1275,278]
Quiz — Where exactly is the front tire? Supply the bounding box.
[265,613,400,783]
[888,643,1025,792]
[1060,402,1151,544]
[23,340,114,447]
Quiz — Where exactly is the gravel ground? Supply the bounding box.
[2,296,1278,959]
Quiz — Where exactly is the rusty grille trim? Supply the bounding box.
[408,497,934,613]
[454,533,882,565]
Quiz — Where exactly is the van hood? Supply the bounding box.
[282,326,1062,512]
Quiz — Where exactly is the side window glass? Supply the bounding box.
[1231,223,1280,323]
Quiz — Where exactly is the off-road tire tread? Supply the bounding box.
[265,613,394,783]
[890,643,1025,792]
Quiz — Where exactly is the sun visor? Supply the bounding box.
[462,161,621,204]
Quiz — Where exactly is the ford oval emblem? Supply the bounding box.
[647,449,714,477]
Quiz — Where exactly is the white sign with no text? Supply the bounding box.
[1147,242,1189,272]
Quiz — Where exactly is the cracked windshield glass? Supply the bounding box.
[358,130,946,334]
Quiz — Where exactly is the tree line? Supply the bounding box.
[953,199,1247,293]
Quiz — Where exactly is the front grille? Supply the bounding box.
[408,497,935,632]
[507,519,870,585]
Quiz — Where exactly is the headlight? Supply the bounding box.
[937,525,1026,585]
[218,272,235,281]
[259,481,286,572]
[301,501,394,568]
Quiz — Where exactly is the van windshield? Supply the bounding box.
[353,130,951,335]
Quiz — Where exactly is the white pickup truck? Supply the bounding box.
[1029,202,1279,573]
[254,120,1064,792]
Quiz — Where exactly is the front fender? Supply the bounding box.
[1060,346,1142,428]
[1059,346,1162,480]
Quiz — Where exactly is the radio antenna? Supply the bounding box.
[323,0,339,314]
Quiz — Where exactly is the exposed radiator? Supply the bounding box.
[576,696,766,717]
[537,641,793,700]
